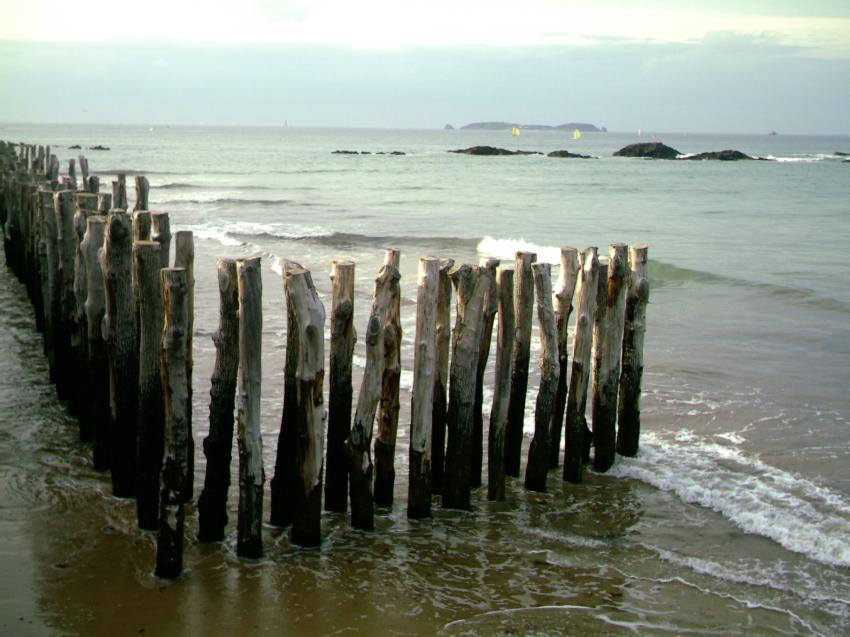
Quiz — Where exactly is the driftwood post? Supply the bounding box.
[324,260,355,513]
[487,268,514,501]
[156,268,189,579]
[374,248,401,507]
[135,240,164,530]
[54,190,78,409]
[471,257,499,488]
[236,257,264,558]
[198,259,240,542]
[39,190,59,385]
[151,212,171,270]
[87,175,100,194]
[73,193,98,440]
[101,210,138,496]
[505,251,535,477]
[78,155,89,186]
[563,248,599,483]
[592,244,629,472]
[174,231,195,502]
[97,192,111,213]
[81,217,110,470]
[549,247,580,468]
[285,266,326,547]
[407,257,439,518]
[430,258,453,495]
[134,176,149,212]
[132,210,151,241]
[617,245,649,457]
[112,174,127,209]
[346,263,399,530]
[443,264,489,510]
[524,263,559,492]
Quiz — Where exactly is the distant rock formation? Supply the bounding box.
[548,150,594,159]
[68,144,81,149]
[444,124,455,130]
[836,151,849,156]
[682,149,753,161]
[448,146,543,156]
[613,143,681,159]
[88,145,110,151]
[461,122,604,132]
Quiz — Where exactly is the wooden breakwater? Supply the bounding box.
[0,139,650,579]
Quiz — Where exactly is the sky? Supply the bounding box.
[0,0,848,134]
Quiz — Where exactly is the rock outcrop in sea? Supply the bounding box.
[448,146,542,156]
[613,143,681,159]
[548,150,594,159]
[683,150,753,161]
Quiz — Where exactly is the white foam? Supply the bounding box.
[476,236,562,264]
[609,431,850,568]
[189,224,245,247]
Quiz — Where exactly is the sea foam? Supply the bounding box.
[477,237,562,264]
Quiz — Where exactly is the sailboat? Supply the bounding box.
[511,126,521,137]
[573,128,582,140]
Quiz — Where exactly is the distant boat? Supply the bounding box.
[768,131,778,136]
[573,129,582,140]
[637,128,642,137]
[511,127,521,137]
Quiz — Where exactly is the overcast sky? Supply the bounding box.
[1,0,848,133]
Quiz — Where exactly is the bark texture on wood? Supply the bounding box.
[156,268,189,579]
[524,263,559,492]
[346,263,399,530]
[472,257,499,488]
[505,251,535,477]
[198,259,240,542]
[563,248,599,483]
[592,245,630,472]
[112,174,127,210]
[324,260,355,513]
[488,268,514,501]
[101,211,138,497]
[135,241,164,531]
[443,264,489,510]
[132,210,151,241]
[549,247,579,468]
[97,192,110,213]
[39,190,59,385]
[236,257,264,558]
[430,258,454,495]
[374,249,402,507]
[151,212,171,270]
[407,257,439,519]
[54,190,78,409]
[134,176,149,212]
[174,231,195,502]
[617,245,649,457]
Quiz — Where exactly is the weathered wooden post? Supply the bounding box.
[346,263,399,530]
[408,257,440,518]
[563,248,599,483]
[82,216,110,470]
[443,264,489,510]
[471,257,499,488]
[135,240,164,530]
[487,268,514,501]
[430,258,454,495]
[198,259,240,542]
[68,159,77,190]
[134,176,149,212]
[374,248,401,507]
[284,266,326,546]
[151,212,171,269]
[96,192,111,213]
[549,247,579,468]
[592,244,629,472]
[524,263,559,492]
[87,175,100,194]
[324,260,355,513]
[101,210,138,496]
[174,231,195,502]
[38,189,59,384]
[78,155,89,186]
[112,174,128,209]
[54,190,79,406]
[505,251,535,477]
[617,245,649,457]
[72,192,98,439]
[236,257,264,558]
[156,267,189,579]
[132,210,151,241]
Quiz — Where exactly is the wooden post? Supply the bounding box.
[471,257,499,488]
[374,249,401,507]
[407,257,439,518]
[72,192,98,440]
[549,247,579,468]
[174,231,195,502]
[236,257,264,558]
[68,159,77,190]
[132,210,151,241]
[198,259,240,542]
[504,251,535,477]
[284,266,326,547]
[134,176,149,212]
[430,258,454,495]
[81,216,110,470]
[53,190,78,407]
[487,268,514,501]
[135,240,164,530]
[101,210,138,497]
[443,264,489,510]
[617,245,649,457]
[592,244,629,472]
[524,263,559,492]
[78,155,89,186]
[38,189,59,384]
[87,175,99,194]
[346,263,399,530]
[156,268,189,579]
[96,192,111,213]
[151,212,171,269]
[563,248,599,483]
[112,174,127,209]
[324,260,355,513]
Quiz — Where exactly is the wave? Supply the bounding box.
[609,431,850,568]
[152,182,275,190]
[157,197,298,206]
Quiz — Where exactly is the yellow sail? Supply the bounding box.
[511,126,521,137]
[573,128,582,140]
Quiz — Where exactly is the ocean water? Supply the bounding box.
[1,123,849,635]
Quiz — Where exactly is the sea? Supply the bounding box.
[1,123,848,636]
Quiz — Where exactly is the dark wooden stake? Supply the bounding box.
[174,231,195,502]
[430,258,454,495]
[472,257,499,488]
[549,247,579,468]
[487,268,514,501]
[134,176,149,212]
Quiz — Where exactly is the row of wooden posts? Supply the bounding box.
[0,140,650,580]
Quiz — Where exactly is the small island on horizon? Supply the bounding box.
[461,121,607,132]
